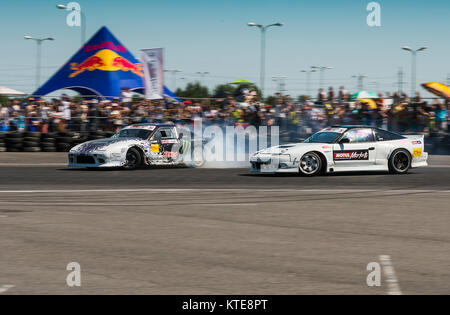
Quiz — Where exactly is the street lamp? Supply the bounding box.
[57,3,86,45]
[401,46,428,97]
[164,69,182,91]
[301,69,316,97]
[311,66,332,90]
[24,36,54,89]
[196,72,209,86]
[247,22,283,98]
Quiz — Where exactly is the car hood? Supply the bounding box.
[71,137,144,154]
[254,143,330,155]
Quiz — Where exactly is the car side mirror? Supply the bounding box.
[178,134,183,140]
[339,138,350,144]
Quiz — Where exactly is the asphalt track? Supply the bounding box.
[0,153,449,294]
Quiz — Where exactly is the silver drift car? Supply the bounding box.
[68,123,204,169]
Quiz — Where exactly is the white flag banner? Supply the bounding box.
[141,48,164,100]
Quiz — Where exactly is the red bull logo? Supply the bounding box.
[69,49,143,78]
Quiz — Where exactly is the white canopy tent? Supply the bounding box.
[0,86,26,96]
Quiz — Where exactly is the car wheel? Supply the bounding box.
[187,146,205,168]
[389,149,411,174]
[298,152,322,176]
[124,148,142,170]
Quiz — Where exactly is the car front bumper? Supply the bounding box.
[250,154,298,173]
[68,152,125,168]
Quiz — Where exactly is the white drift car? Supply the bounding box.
[250,126,428,176]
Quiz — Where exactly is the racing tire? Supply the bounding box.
[56,143,71,152]
[123,148,142,170]
[40,141,56,147]
[40,138,56,143]
[23,141,40,147]
[5,138,22,144]
[23,132,41,138]
[6,143,22,149]
[41,133,57,139]
[298,152,323,177]
[56,137,74,143]
[186,146,205,168]
[6,132,23,138]
[388,149,411,174]
[23,146,41,152]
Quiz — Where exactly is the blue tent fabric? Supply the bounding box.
[32,26,176,100]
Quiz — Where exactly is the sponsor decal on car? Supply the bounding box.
[163,152,178,158]
[321,127,347,134]
[151,144,159,153]
[161,139,178,144]
[413,148,422,157]
[333,150,369,160]
[411,140,422,145]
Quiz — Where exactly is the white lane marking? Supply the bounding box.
[0,188,448,194]
[0,285,14,294]
[0,163,66,166]
[0,163,448,168]
[379,255,402,295]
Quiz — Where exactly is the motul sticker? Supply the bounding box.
[333,150,369,160]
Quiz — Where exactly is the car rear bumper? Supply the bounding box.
[411,151,428,168]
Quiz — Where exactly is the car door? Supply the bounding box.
[158,127,182,160]
[332,128,376,168]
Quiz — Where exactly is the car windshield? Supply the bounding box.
[303,132,341,144]
[112,129,152,140]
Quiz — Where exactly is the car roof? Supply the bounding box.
[332,125,376,129]
[124,123,175,130]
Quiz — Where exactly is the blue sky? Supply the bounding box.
[0,0,449,96]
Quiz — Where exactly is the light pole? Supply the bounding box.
[57,4,86,45]
[247,22,283,98]
[24,36,54,89]
[196,72,209,86]
[272,75,287,94]
[164,69,182,91]
[311,66,332,90]
[301,69,316,97]
[402,46,428,97]
[351,74,368,91]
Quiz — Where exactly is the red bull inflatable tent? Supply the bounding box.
[33,26,176,99]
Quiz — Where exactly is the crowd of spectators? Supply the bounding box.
[1,86,449,141]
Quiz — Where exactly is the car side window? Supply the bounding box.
[342,128,374,143]
[152,131,162,141]
[160,128,175,138]
[375,129,404,141]
[375,129,391,141]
